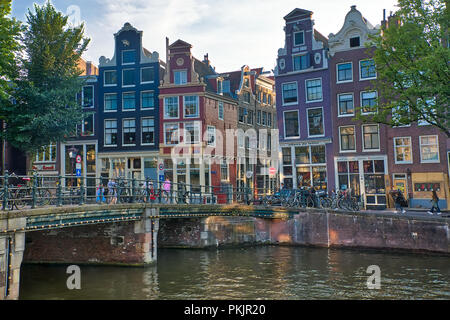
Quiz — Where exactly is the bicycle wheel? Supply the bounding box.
[320,197,332,209]
[38,189,52,206]
[15,188,29,209]
[306,196,314,208]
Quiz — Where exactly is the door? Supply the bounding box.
[393,174,408,199]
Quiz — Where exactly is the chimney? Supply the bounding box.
[203,53,209,66]
[166,37,169,66]
[86,61,92,75]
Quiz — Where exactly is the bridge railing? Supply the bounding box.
[0,171,281,210]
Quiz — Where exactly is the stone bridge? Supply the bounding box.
[1,203,449,300]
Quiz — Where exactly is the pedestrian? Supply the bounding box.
[393,189,406,214]
[163,177,171,203]
[96,183,106,203]
[107,179,117,204]
[428,190,441,215]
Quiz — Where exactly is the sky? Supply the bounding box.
[11,0,399,73]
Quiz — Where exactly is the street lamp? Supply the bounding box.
[68,145,78,187]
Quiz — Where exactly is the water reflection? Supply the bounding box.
[20,246,450,300]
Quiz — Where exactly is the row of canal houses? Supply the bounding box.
[26,6,449,210]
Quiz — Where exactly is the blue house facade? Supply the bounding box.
[97,23,165,182]
[274,8,334,191]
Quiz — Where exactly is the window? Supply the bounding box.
[267,113,272,127]
[104,120,117,146]
[122,49,136,65]
[294,31,304,46]
[141,118,155,145]
[420,135,439,163]
[392,105,411,127]
[222,80,230,93]
[295,145,327,190]
[305,78,322,102]
[337,63,352,82]
[284,111,299,138]
[141,67,154,83]
[184,96,199,118]
[164,123,179,145]
[141,91,154,109]
[123,119,136,145]
[394,137,412,164]
[293,54,309,71]
[217,80,222,94]
[247,110,254,125]
[418,99,436,126]
[243,92,250,103]
[239,108,245,123]
[338,161,360,195]
[338,93,354,116]
[174,70,187,84]
[362,125,380,151]
[82,114,94,136]
[207,126,216,146]
[263,93,267,104]
[339,126,356,152]
[104,70,117,86]
[122,69,135,87]
[82,86,94,107]
[218,101,224,120]
[221,160,229,181]
[307,108,324,137]
[164,97,179,119]
[350,36,360,47]
[257,110,261,124]
[35,143,57,162]
[268,95,272,105]
[184,122,200,144]
[361,91,377,114]
[104,93,118,111]
[122,92,135,110]
[262,111,267,126]
[282,82,297,105]
[244,78,249,87]
[360,59,376,79]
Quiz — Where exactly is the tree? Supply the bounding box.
[0,0,21,101]
[1,1,90,153]
[360,0,450,137]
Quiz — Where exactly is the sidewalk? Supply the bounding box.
[363,207,449,218]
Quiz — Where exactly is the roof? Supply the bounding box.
[283,8,313,21]
[169,39,192,49]
[314,30,328,45]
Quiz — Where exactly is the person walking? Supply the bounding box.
[107,179,117,204]
[162,178,171,203]
[393,189,406,214]
[428,190,441,215]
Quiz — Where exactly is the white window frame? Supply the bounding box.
[122,118,136,146]
[81,113,95,136]
[183,95,199,118]
[104,93,118,112]
[419,135,440,163]
[337,92,355,117]
[164,123,179,145]
[305,78,323,103]
[122,68,136,87]
[306,107,325,138]
[141,90,155,110]
[293,31,305,46]
[164,96,179,119]
[281,81,298,106]
[141,67,155,84]
[174,69,187,85]
[360,90,378,115]
[220,159,229,182]
[292,54,308,72]
[104,119,118,147]
[122,49,136,65]
[393,136,413,164]
[122,91,136,111]
[207,125,216,147]
[183,121,201,145]
[103,70,117,87]
[218,101,224,120]
[141,117,155,146]
[35,142,57,163]
[336,62,353,83]
[283,110,300,139]
[362,124,380,152]
[359,59,377,81]
[82,85,94,108]
[338,125,356,153]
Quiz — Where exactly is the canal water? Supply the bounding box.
[19,246,450,300]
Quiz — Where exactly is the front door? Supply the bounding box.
[393,174,408,199]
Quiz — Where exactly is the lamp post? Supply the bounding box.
[68,145,78,187]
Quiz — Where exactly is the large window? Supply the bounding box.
[420,135,439,163]
[82,114,94,136]
[394,137,412,164]
[363,160,386,201]
[141,118,155,145]
[262,111,267,126]
[284,111,299,138]
[174,70,187,84]
[122,92,136,110]
[218,101,224,120]
[221,160,229,181]
[337,63,353,82]
[35,143,57,162]
[164,123,179,145]
[104,93,118,111]
[339,126,356,152]
[104,70,117,86]
[122,49,136,65]
[104,120,117,146]
[207,126,216,146]
[362,124,380,151]
[305,79,322,102]
[184,96,199,118]
[247,110,254,125]
[164,97,179,119]
[360,59,376,79]
[123,119,136,145]
[337,161,360,196]
[82,86,94,108]
[338,93,354,116]
[295,145,327,190]
[293,54,309,71]
[122,69,135,87]
[361,91,377,114]
[183,122,200,144]
[307,108,324,137]
[141,91,154,109]
[282,82,297,105]
[141,67,154,83]
[293,31,304,46]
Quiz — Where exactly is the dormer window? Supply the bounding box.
[122,49,136,65]
[174,70,187,84]
[217,80,223,94]
[350,36,360,48]
[222,80,230,93]
[294,31,305,46]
